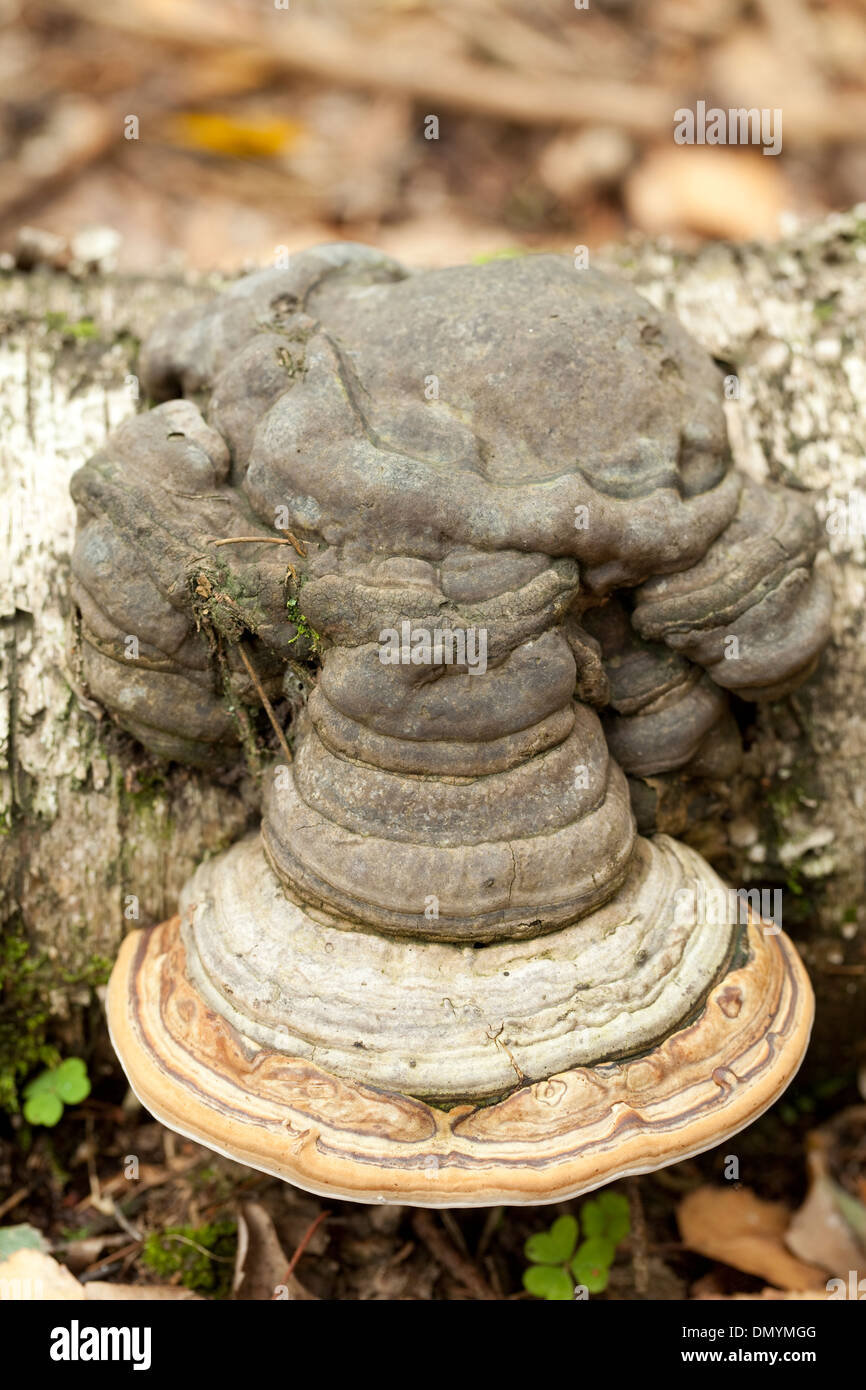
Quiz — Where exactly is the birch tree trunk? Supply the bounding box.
[0,269,255,1005]
[604,209,866,1075]
[2,211,864,1074]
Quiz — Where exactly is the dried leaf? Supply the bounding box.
[0,1248,201,1300]
[232,1202,316,1301]
[786,1127,866,1276]
[625,146,788,241]
[678,1186,827,1291]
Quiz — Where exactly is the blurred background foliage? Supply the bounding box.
[1,0,865,271]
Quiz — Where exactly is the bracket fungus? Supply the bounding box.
[74,245,831,1206]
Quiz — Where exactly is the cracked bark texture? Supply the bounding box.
[1,210,864,1073]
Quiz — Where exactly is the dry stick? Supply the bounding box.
[79,1239,142,1279]
[411,1209,497,1301]
[210,534,308,557]
[627,1177,650,1296]
[272,1208,331,1298]
[440,1208,471,1258]
[58,0,674,134]
[0,1187,29,1221]
[211,536,293,545]
[476,1205,503,1262]
[235,641,293,766]
[58,0,866,142]
[160,1232,236,1265]
[211,530,308,553]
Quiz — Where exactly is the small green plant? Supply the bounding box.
[22,1058,91,1126]
[522,1192,630,1300]
[141,1219,237,1298]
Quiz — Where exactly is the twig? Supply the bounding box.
[440,1208,470,1258]
[53,0,680,134]
[484,1254,505,1298]
[159,484,231,501]
[56,0,866,142]
[79,1239,142,1279]
[210,533,306,556]
[236,641,293,766]
[210,535,308,556]
[476,1205,503,1261]
[385,1240,415,1269]
[0,1187,29,1221]
[627,1177,650,1296]
[159,1232,235,1263]
[411,1210,497,1301]
[272,1208,331,1298]
[210,536,293,546]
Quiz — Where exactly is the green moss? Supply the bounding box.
[471,247,530,264]
[783,869,815,924]
[286,595,320,650]
[141,1219,237,1297]
[0,920,110,1115]
[763,763,819,837]
[117,766,174,838]
[44,312,99,340]
[0,926,56,1114]
[758,760,825,924]
[765,777,806,820]
[842,218,866,246]
[116,330,141,357]
[189,561,267,645]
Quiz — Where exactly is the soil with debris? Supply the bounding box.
[0,1034,861,1299]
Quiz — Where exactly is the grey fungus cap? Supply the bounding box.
[72,244,830,776]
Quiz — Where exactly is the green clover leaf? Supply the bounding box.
[582,1191,631,1243]
[22,1057,91,1126]
[23,1089,63,1127]
[523,1193,631,1300]
[523,1264,574,1301]
[53,1058,91,1105]
[571,1235,616,1294]
[524,1214,578,1266]
[596,1191,631,1243]
[581,1198,605,1238]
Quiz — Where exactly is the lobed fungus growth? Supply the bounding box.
[72,245,831,1205]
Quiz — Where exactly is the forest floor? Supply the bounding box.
[1,1036,863,1300]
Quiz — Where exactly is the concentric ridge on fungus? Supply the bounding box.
[74,244,829,1204]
